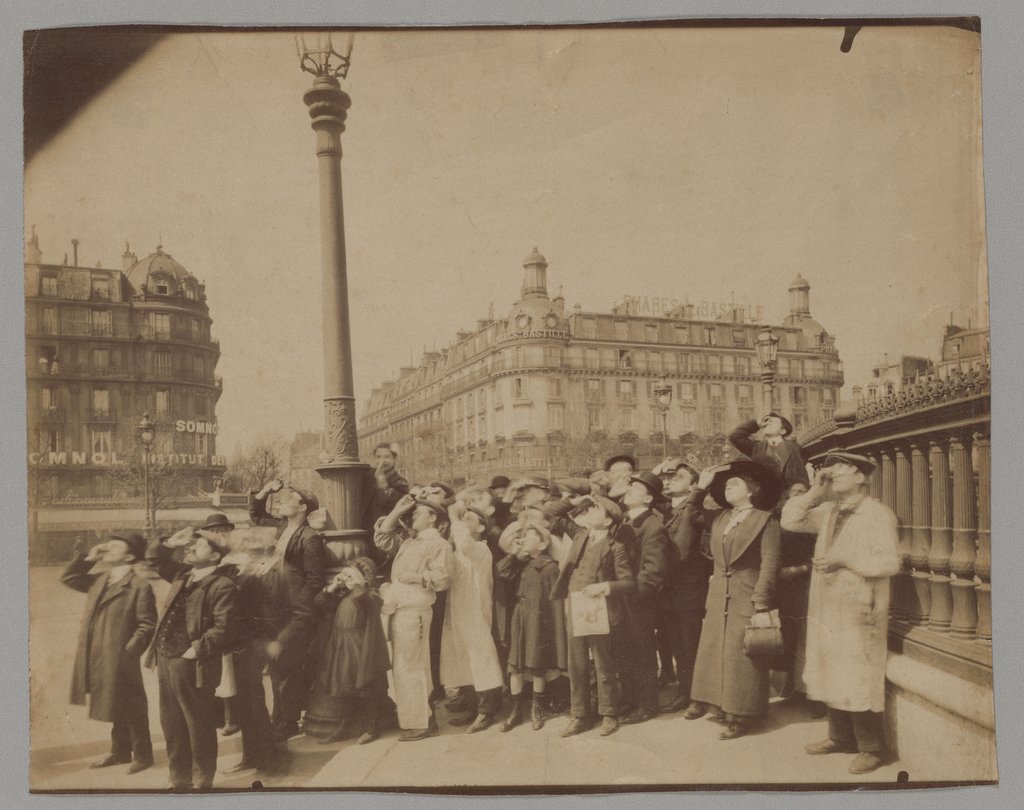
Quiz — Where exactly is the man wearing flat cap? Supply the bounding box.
[781,451,902,775]
[62,531,156,775]
[615,470,670,725]
[730,412,810,489]
[249,479,327,742]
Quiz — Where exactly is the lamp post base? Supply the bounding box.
[315,461,371,567]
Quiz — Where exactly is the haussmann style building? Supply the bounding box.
[358,248,844,486]
[24,229,227,562]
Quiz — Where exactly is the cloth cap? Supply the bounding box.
[341,555,378,584]
[766,412,794,437]
[822,451,875,476]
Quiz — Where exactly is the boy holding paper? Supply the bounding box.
[550,494,635,737]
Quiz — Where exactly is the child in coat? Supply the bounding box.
[500,526,567,731]
[312,556,391,745]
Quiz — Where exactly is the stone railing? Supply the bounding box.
[800,365,991,665]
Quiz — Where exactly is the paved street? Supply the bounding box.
[30,565,906,792]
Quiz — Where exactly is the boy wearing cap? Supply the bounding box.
[249,480,326,742]
[62,532,156,775]
[730,413,810,489]
[146,529,238,790]
[550,494,635,737]
[782,452,902,775]
[616,471,670,724]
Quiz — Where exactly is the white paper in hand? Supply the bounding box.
[570,591,610,636]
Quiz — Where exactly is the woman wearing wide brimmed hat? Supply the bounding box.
[685,458,783,740]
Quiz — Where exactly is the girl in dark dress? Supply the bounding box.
[499,526,567,731]
[312,556,391,744]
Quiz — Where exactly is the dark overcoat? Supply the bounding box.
[550,526,635,627]
[145,541,239,690]
[507,554,567,672]
[729,419,809,488]
[690,508,781,717]
[660,494,713,613]
[63,555,156,722]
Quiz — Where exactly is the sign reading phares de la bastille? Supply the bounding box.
[618,294,765,322]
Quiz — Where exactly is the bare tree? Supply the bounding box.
[222,435,289,493]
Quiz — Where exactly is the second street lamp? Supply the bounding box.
[137,412,156,536]
[653,376,673,459]
[755,325,780,409]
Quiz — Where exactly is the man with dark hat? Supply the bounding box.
[615,470,670,725]
[62,531,156,775]
[782,451,902,775]
[249,479,327,742]
[729,412,809,489]
[603,454,639,503]
[146,528,238,790]
[488,475,514,531]
[653,459,713,714]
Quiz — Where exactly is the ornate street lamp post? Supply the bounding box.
[653,376,673,459]
[296,32,369,557]
[137,412,156,536]
[755,325,780,409]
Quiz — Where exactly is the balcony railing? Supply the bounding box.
[87,408,118,423]
[800,365,991,662]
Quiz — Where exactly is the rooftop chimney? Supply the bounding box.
[24,225,42,264]
[122,241,138,271]
[71,239,79,267]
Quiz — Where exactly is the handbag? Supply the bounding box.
[742,609,784,658]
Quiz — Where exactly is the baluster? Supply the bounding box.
[894,442,917,622]
[949,433,978,639]
[868,448,883,501]
[908,440,932,625]
[880,448,907,620]
[927,439,953,632]
[973,432,991,644]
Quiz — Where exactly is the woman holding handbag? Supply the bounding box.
[685,459,783,740]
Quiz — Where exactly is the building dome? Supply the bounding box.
[125,246,201,298]
[523,247,548,268]
[788,273,810,291]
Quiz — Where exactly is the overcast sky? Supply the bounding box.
[24,25,986,455]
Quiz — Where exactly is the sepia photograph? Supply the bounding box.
[20,17,998,794]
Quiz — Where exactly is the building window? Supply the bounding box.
[614,320,628,340]
[710,408,724,434]
[41,275,58,296]
[514,377,527,400]
[772,386,782,409]
[37,428,61,452]
[585,378,603,402]
[548,404,563,431]
[154,276,171,295]
[678,382,695,403]
[40,307,57,335]
[645,324,658,342]
[587,408,604,431]
[732,328,746,347]
[649,352,663,372]
[618,379,636,402]
[618,350,632,369]
[91,276,110,300]
[586,348,599,369]
[619,409,634,432]
[544,346,562,366]
[91,309,112,336]
[195,392,207,416]
[190,318,201,341]
[194,433,208,454]
[734,356,750,375]
[703,326,716,346]
[707,354,721,375]
[792,386,807,406]
[680,408,696,433]
[155,389,169,415]
[90,429,112,454]
[791,359,804,378]
[91,388,110,416]
[92,348,110,371]
[549,377,563,399]
[478,412,487,439]
[709,383,723,405]
[155,351,172,375]
[579,318,597,339]
[152,313,171,339]
[677,353,689,373]
[193,355,205,377]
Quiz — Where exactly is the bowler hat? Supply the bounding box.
[415,499,451,528]
[658,458,698,483]
[603,454,639,473]
[554,477,592,497]
[110,530,146,561]
[766,412,794,438]
[489,475,511,490]
[707,459,783,511]
[822,450,875,476]
[576,493,624,526]
[629,471,664,499]
[199,512,235,532]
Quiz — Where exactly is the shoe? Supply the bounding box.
[599,716,619,736]
[90,754,131,768]
[719,722,747,740]
[849,752,884,774]
[357,729,379,745]
[466,714,493,734]
[531,699,545,731]
[682,702,707,720]
[221,759,256,774]
[449,710,476,727]
[126,758,152,775]
[398,718,439,742]
[805,738,858,755]
[660,695,691,714]
[220,723,240,737]
[500,698,525,732]
[620,709,654,726]
[560,717,593,738]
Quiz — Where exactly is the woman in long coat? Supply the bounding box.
[687,460,782,740]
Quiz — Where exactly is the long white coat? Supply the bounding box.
[781,492,902,713]
[440,521,504,692]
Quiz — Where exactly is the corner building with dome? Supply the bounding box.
[358,248,845,486]
[24,230,225,561]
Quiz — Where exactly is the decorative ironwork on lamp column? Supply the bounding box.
[137,412,156,536]
[755,325,780,409]
[653,376,673,459]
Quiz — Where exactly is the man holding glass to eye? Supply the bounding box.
[781,451,902,775]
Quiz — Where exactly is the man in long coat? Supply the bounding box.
[781,451,902,775]
[730,412,809,489]
[62,531,156,773]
